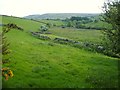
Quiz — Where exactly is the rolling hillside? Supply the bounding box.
[24,13,99,20]
[1,15,119,88]
[1,15,44,32]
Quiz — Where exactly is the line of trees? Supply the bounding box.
[63,16,109,30]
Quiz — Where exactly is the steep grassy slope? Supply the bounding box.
[1,15,44,32]
[2,16,119,88]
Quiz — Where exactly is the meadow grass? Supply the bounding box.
[1,16,119,88]
[84,21,112,29]
[48,27,102,43]
[1,16,44,32]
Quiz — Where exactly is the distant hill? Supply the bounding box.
[24,13,100,20]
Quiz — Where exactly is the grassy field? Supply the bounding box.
[48,27,102,43]
[1,15,119,88]
[84,21,112,29]
[2,16,44,32]
[40,19,65,27]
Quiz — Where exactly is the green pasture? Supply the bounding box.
[1,16,119,88]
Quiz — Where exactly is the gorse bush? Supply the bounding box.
[1,23,23,80]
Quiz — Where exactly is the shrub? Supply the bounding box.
[40,25,48,32]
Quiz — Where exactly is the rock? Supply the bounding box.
[97,46,104,51]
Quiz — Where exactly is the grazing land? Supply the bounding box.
[48,27,102,43]
[1,15,119,88]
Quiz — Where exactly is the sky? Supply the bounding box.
[0,0,105,17]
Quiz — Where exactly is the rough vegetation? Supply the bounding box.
[102,0,120,57]
[1,23,23,81]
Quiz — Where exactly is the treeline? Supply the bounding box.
[27,16,109,30]
[70,16,91,21]
[62,16,108,30]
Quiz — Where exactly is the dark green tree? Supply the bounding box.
[102,0,120,57]
[66,21,72,27]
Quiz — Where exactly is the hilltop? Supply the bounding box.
[24,13,99,20]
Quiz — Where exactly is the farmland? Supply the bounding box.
[48,27,102,43]
[1,15,119,88]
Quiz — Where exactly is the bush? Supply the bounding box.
[40,25,48,32]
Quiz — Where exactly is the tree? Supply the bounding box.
[102,0,120,57]
[66,21,72,27]
[40,25,48,32]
